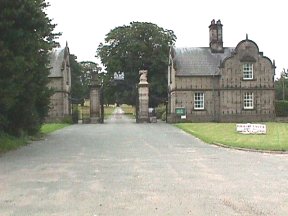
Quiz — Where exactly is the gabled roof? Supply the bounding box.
[172,47,234,76]
[48,48,66,78]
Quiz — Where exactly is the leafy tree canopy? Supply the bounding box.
[275,69,288,101]
[0,0,60,135]
[97,21,176,106]
[70,54,85,103]
[70,56,105,106]
[80,61,103,97]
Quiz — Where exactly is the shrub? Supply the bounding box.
[72,106,79,124]
[275,100,288,117]
[62,115,73,124]
[161,111,166,121]
[155,104,166,119]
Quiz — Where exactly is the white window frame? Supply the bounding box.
[244,92,254,109]
[243,63,253,80]
[194,92,204,110]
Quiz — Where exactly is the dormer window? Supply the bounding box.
[243,63,253,80]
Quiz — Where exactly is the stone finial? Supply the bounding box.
[139,70,148,84]
[91,71,101,86]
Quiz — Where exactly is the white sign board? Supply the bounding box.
[181,115,186,119]
[236,123,266,134]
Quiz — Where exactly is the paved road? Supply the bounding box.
[1,108,288,216]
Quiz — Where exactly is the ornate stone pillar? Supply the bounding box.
[90,72,102,123]
[137,70,149,123]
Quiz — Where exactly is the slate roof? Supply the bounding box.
[172,47,234,76]
[48,48,65,78]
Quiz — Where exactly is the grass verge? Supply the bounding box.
[0,132,28,154]
[175,122,288,151]
[40,123,70,134]
[0,123,69,154]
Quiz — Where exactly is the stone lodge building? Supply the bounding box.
[46,44,71,122]
[167,19,276,123]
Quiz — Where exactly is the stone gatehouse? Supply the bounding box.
[167,19,276,123]
[46,43,71,122]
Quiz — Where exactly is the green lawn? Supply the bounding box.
[104,105,135,118]
[104,106,115,116]
[175,122,288,151]
[121,104,135,116]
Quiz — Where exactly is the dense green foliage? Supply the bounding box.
[274,74,288,117]
[155,104,166,119]
[275,77,288,101]
[97,22,176,107]
[80,61,103,97]
[0,0,59,136]
[69,58,104,122]
[70,54,85,102]
[275,100,288,117]
[70,58,103,101]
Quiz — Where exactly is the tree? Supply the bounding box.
[275,69,288,101]
[0,0,60,135]
[280,69,288,100]
[70,54,85,102]
[97,22,176,107]
[70,58,104,105]
[80,61,103,98]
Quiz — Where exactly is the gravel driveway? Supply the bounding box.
[0,107,288,215]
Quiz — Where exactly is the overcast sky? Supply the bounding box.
[46,0,287,78]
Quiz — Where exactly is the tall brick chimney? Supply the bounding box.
[209,19,224,53]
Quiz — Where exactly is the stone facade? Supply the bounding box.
[46,44,71,122]
[168,20,276,123]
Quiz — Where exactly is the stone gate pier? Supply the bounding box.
[89,72,102,123]
[137,70,149,123]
